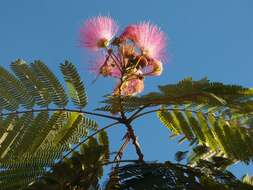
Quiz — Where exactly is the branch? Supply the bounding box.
[118,102,144,162]
[113,132,131,163]
[124,122,144,162]
[128,105,149,122]
[130,107,222,121]
[102,159,140,166]
[0,108,121,121]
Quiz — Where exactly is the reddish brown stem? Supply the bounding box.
[124,122,144,162]
[113,132,131,163]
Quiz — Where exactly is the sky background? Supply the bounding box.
[0,0,253,180]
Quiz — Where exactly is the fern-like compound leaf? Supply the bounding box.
[60,61,88,109]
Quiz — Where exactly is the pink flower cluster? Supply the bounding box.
[80,16,167,96]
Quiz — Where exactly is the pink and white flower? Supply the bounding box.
[142,60,163,76]
[120,25,138,41]
[80,16,169,97]
[120,77,144,96]
[80,16,118,51]
[122,22,166,61]
[90,55,121,78]
[114,71,144,96]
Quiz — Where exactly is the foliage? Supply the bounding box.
[0,60,98,190]
[157,104,253,163]
[100,77,253,113]
[243,175,253,186]
[110,161,253,190]
[0,62,252,190]
[154,78,253,163]
[25,130,109,190]
[99,77,253,163]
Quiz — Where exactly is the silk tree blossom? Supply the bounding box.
[120,25,138,42]
[80,16,118,51]
[115,76,144,96]
[142,60,163,76]
[90,56,121,78]
[80,16,168,96]
[122,22,166,61]
[121,78,144,96]
[119,44,136,58]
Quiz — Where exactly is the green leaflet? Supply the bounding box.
[52,112,98,147]
[100,77,253,114]
[195,112,219,151]
[157,108,181,135]
[0,61,253,190]
[53,112,83,146]
[98,130,110,161]
[0,60,89,110]
[27,132,109,190]
[243,174,253,186]
[157,104,253,164]
[0,167,45,189]
[0,64,34,109]
[10,112,49,158]
[0,115,16,141]
[160,77,253,112]
[173,110,194,141]
[0,87,20,111]
[83,116,99,131]
[4,112,34,159]
[0,61,94,190]
[0,115,20,158]
[0,111,97,190]
[60,61,87,109]
[211,119,232,157]
[11,60,51,107]
[109,162,253,190]
[185,111,206,144]
[31,60,68,107]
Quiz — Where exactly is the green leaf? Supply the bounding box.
[0,60,95,190]
[60,61,87,109]
[31,60,68,107]
[157,108,181,135]
[0,62,34,109]
[157,104,253,164]
[101,77,253,113]
[11,60,51,107]
[98,130,110,161]
[53,112,83,146]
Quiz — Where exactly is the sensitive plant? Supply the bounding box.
[0,16,252,190]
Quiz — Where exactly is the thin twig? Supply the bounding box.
[124,122,144,162]
[0,108,121,121]
[109,54,123,72]
[110,50,122,66]
[106,48,123,72]
[102,159,140,166]
[130,107,224,121]
[113,132,131,163]
[128,105,148,122]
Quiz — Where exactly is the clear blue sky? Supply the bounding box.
[0,0,253,179]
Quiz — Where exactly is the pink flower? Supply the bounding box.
[122,22,166,60]
[90,55,121,78]
[114,73,144,96]
[80,16,118,51]
[120,25,138,41]
[120,78,144,96]
[142,60,163,76]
